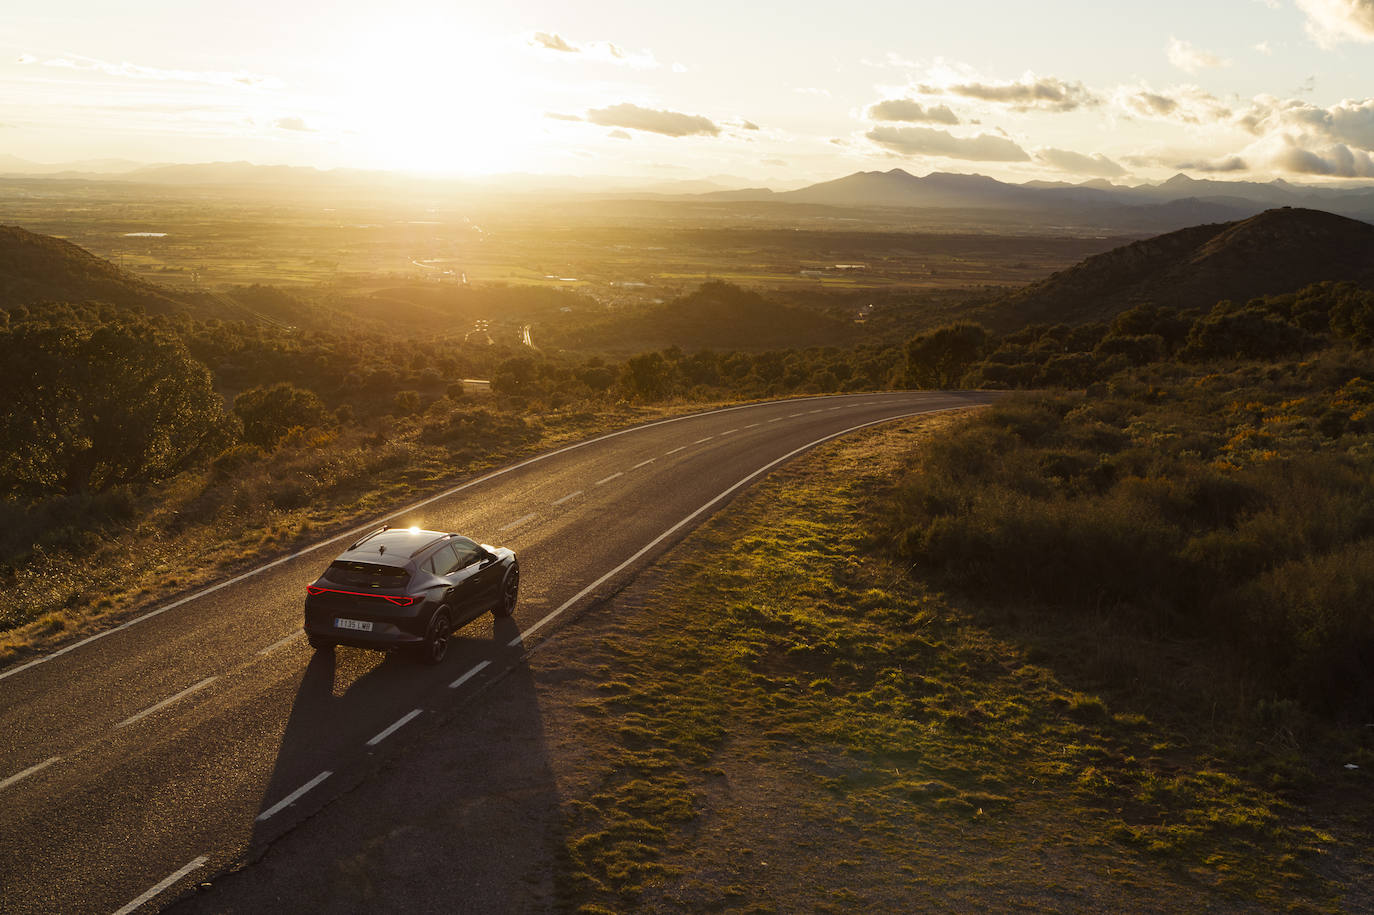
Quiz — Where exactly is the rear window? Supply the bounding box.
[324,561,411,589]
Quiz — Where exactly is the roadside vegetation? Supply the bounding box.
[551,418,1370,912]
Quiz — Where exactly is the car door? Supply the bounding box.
[431,542,483,620]
[450,537,502,612]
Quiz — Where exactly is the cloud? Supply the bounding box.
[1174,155,1249,172]
[528,31,660,67]
[672,62,688,73]
[1255,40,1274,54]
[608,129,632,140]
[762,158,787,166]
[544,111,583,122]
[1239,96,1374,150]
[530,31,577,53]
[867,98,960,124]
[586,103,720,137]
[865,125,1030,161]
[1270,138,1374,176]
[20,53,282,88]
[794,87,832,98]
[1166,37,1230,73]
[922,74,1100,112]
[272,117,314,132]
[860,51,921,69]
[739,120,760,130]
[1036,147,1127,177]
[1114,84,1232,124]
[1296,0,1374,45]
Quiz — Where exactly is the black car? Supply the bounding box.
[303,526,519,664]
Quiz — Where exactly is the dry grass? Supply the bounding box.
[546,414,1372,913]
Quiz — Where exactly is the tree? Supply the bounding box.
[620,351,672,400]
[0,318,232,495]
[233,383,329,447]
[904,322,990,389]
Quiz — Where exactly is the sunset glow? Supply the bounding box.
[4,0,1374,185]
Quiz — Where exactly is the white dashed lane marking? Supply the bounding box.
[665,446,686,455]
[257,632,302,657]
[256,770,332,822]
[552,491,582,506]
[115,676,217,730]
[720,429,738,436]
[693,436,714,444]
[367,709,422,747]
[0,756,61,791]
[113,856,208,915]
[744,423,760,429]
[767,417,784,423]
[449,660,491,689]
[499,513,536,532]
[594,472,623,486]
[631,458,655,470]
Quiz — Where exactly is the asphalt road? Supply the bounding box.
[0,391,989,914]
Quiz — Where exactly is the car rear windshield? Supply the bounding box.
[324,561,410,589]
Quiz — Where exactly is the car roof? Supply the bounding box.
[337,527,454,565]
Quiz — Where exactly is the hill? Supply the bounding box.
[986,207,1374,328]
[0,225,191,313]
[551,281,857,353]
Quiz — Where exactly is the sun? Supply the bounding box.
[329,26,543,176]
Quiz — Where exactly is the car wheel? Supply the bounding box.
[307,634,333,652]
[494,563,519,617]
[419,609,452,665]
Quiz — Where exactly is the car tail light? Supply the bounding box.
[306,586,325,596]
[383,596,416,606]
[305,585,413,606]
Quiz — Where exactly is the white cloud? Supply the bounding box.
[1166,37,1230,73]
[867,98,960,124]
[530,31,577,53]
[865,125,1030,161]
[272,117,314,132]
[544,112,583,122]
[1036,147,1127,177]
[1254,40,1273,54]
[795,87,832,98]
[1239,95,1374,150]
[608,129,632,140]
[528,31,660,68]
[1295,0,1374,45]
[1114,84,1232,124]
[920,74,1100,112]
[586,103,720,137]
[19,53,283,89]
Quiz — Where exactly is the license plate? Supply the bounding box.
[334,618,373,632]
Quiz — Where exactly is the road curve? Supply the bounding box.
[0,391,990,914]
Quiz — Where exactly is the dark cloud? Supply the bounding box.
[531,32,578,53]
[923,76,1100,112]
[1272,141,1374,177]
[866,125,1030,161]
[586,103,720,137]
[1175,156,1248,172]
[867,98,960,124]
[1037,147,1127,177]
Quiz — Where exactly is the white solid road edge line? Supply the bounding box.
[510,406,963,649]
[449,660,491,689]
[0,755,61,791]
[367,708,423,747]
[113,855,209,915]
[256,770,333,822]
[0,391,977,684]
[115,676,218,729]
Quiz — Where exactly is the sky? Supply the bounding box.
[3,0,1374,187]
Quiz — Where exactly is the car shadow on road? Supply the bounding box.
[176,616,565,912]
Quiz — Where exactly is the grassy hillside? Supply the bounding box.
[991,208,1374,329]
[0,225,190,313]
